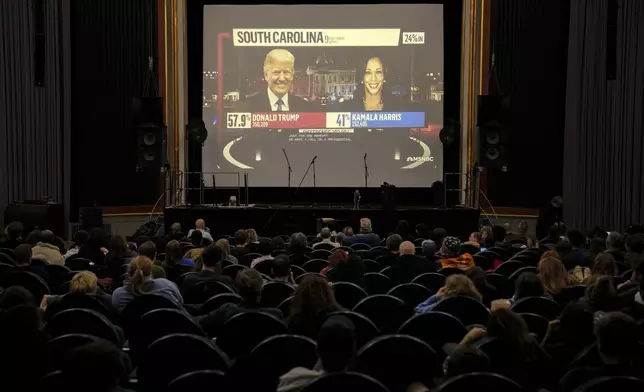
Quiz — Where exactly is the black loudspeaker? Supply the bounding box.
[477,95,510,168]
[33,0,45,86]
[79,207,103,231]
[133,97,166,170]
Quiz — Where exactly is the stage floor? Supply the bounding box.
[164,204,480,239]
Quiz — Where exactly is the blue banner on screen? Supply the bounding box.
[350,112,425,128]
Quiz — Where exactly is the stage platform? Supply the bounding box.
[164,204,480,238]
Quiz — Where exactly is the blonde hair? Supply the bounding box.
[263,49,295,74]
[438,275,482,301]
[246,228,259,243]
[70,271,98,294]
[359,218,372,234]
[127,256,153,296]
[537,257,568,294]
[215,239,231,258]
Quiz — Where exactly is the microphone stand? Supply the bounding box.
[312,156,317,207]
[364,153,369,188]
[292,155,317,207]
[282,148,292,189]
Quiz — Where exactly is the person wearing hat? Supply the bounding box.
[438,236,475,271]
[278,315,356,392]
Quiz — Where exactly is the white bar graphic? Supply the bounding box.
[232,29,401,47]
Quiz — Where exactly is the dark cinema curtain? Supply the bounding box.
[563,0,644,230]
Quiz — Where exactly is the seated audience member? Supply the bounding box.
[13,243,49,281]
[393,220,414,241]
[342,226,354,238]
[112,256,183,312]
[580,275,619,316]
[438,237,475,271]
[440,345,491,383]
[388,241,436,285]
[105,235,137,284]
[288,232,309,254]
[226,195,238,206]
[288,274,343,339]
[313,227,339,248]
[250,238,274,268]
[376,234,403,267]
[591,253,617,278]
[78,227,109,265]
[541,223,564,246]
[187,218,213,243]
[272,254,296,286]
[31,230,64,266]
[537,256,568,297]
[431,227,448,246]
[624,233,644,270]
[271,236,286,251]
[231,229,250,259]
[181,244,233,293]
[541,302,595,372]
[167,222,184,241]
[559,312,643,391]
[492,225,508,246]
[465,232,482,248]
[198,268,281,335]
[1,221,23,250]
[588,236,607,262]
[0,286,37,310]
[162,240,194,282]
[460,307,552,389]
[24,229,43,246]
[62,339,132,392]
[42,271,114,314]
[278,315,356,392]
[619,262,644,320]
[215,238,238,264]
[415,223,431,240]
[321,248,349,275]
[605,231,626,262]
[466,267,500,307]
[138,241,167,279]
[416,275,482,313]
[566,229,590,268]
[246,228,260,252]
[479,226,495,248]
[337,218,380,247]
[184,231,205,265]
[422,239,438,257]
[327,252,365,286]
[512,272,550,303]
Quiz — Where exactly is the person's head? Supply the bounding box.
[422,239,437,257]
[289,232,308,251]
[228,195,237,205]
[588,236,606,256]
[0,286,36,310]
[465,267,488,293]
[537,256,568,294]
[440,236,462,258]
[442,345,490,379]
[386,234,403,252]
[170,222,182,234]
[517,220,529,235]
[514,272,545,300]
[359,218,373,234]
[468,232,481,244]
[492,225,506,243]
[88,227,108,248]
[584,275,617,312]
[24,229,42,246]
[271,236,285,250]
[190,230,203,247]
[263,49,295,98]
[13,244,32,266]
[72,230,89,247]
[551,196,563,208]
[272,254,291,279]
[606,231,624,250]
[431,227,448,244]
[195,219,206,230]
[126,256,153,296]
[164,240,183,265]
[70,271,99,294]
[595,312,639,364]
[257,237,272,256]
[215,239,231,259]
[290,275,341,320]
[317,315,356,372]
[439,275,481,301]
[415,223,430,239]
[525,235,539,249]
[626,233,644,253]
[342,226,354,236]
[395,220,410,237]
[480,226,493,240]
[39,230,55,245]
[236,268,264,303]
[486,309,537,360]
[5,221,23,241]
[399,241,415,256]
[328,248,349,268]
[554,239,573,258]
[234,229,249,246]
[108,235,128,254]
[592,253,616,276]
[320,227,332,240]
[138,241,157,261]
[558,302,595,343]
[503,223,511,233]
[361,56,386,98]
[201,244,223,269]
[566,229,585,247]
[62,339,131,391]
[246,229,258,244]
